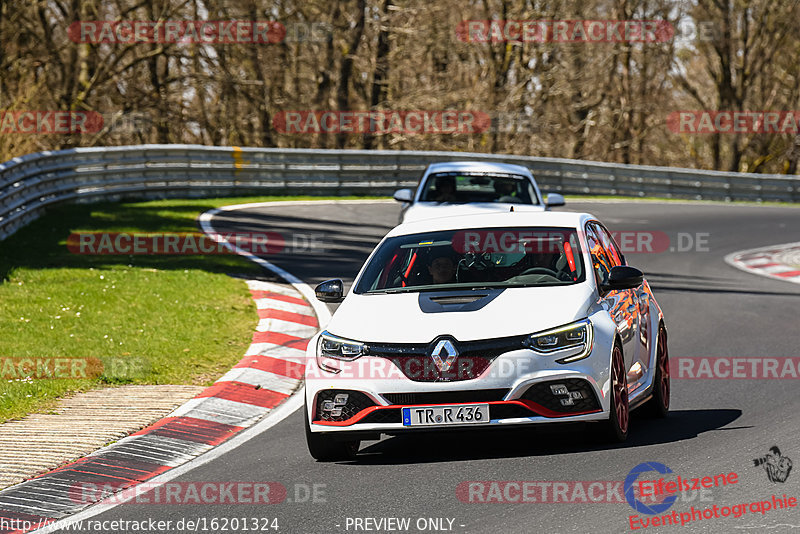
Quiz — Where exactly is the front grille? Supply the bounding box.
[382,389,508,405]
[365,334,527,382]
[520,379,600,413]
[358,408,402,424]
[315,390,375,422]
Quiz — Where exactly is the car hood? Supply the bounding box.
[403,203,546,223]
[326,284,594,343]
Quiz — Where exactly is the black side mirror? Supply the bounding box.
[315,279,344,303]
[601,266,643,293]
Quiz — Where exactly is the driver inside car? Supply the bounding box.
[431,175,457,203]
[427,251,458,284]
[493,178,518,202]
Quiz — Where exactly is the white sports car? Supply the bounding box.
[393,161,564,223]
[304,211,670,461]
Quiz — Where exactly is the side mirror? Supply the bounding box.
[601,266,643,293]
[315,279,344,303]
[545,193,565,209]
[393,188,414,203]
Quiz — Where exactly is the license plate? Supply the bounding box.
[402,404,490,427]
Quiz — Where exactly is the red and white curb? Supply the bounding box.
[0,201,334,534]
[725,242,800,285]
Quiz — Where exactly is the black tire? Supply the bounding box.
[642,324,670,418]
[604,343,629,442]
[304,401,359,462]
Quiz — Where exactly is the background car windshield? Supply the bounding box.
[420,173,537,204]
[355,227,585,293]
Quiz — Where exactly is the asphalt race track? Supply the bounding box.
[57,200,800,534]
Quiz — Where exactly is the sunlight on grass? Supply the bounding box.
[0,195,369,422]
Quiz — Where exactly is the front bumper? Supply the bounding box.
[305,331,614,434]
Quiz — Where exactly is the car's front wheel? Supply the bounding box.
[304,401,360,462]
[604,343,629,442]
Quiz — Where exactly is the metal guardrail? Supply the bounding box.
[1,144,799,240]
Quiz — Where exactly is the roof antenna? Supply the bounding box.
[510,206,514,212]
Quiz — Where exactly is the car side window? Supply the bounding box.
[585,223,612,286]
[593,223,624,267]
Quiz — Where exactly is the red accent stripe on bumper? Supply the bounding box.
[312,399,601,427]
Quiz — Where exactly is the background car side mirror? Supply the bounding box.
[393,188,414,203]
[601,266,644,293]
[545,193,565,209]
[315,279,345,303]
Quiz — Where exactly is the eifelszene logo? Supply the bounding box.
[625,462,678,515]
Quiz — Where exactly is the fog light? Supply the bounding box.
[568,391,583,399]
[560,398,575,406]
[322,400,335,411]
[334,393,349,405]
[550,384,568,395]
[330,408,342,417]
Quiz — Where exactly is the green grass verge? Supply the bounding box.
[0,195,379,422]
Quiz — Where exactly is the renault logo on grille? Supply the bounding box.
[431,339,458,372]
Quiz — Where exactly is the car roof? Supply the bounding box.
[387,211,596,237]
[425,161,533,176]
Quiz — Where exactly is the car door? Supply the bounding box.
[585,223,638,383]
[592,223,650,391]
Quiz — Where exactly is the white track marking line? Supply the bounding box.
[216,368,301,394]
[199,201,332,326]
[30,391,305,532]
[28,201,343,531]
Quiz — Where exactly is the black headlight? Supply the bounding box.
[316,330,365,373]
[523,319,593,363]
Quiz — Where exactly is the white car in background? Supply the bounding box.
[304,211,670,461]
[392,161,565,223]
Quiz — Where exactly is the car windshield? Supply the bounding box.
[420,172,537,205]
[355,227,585,294]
